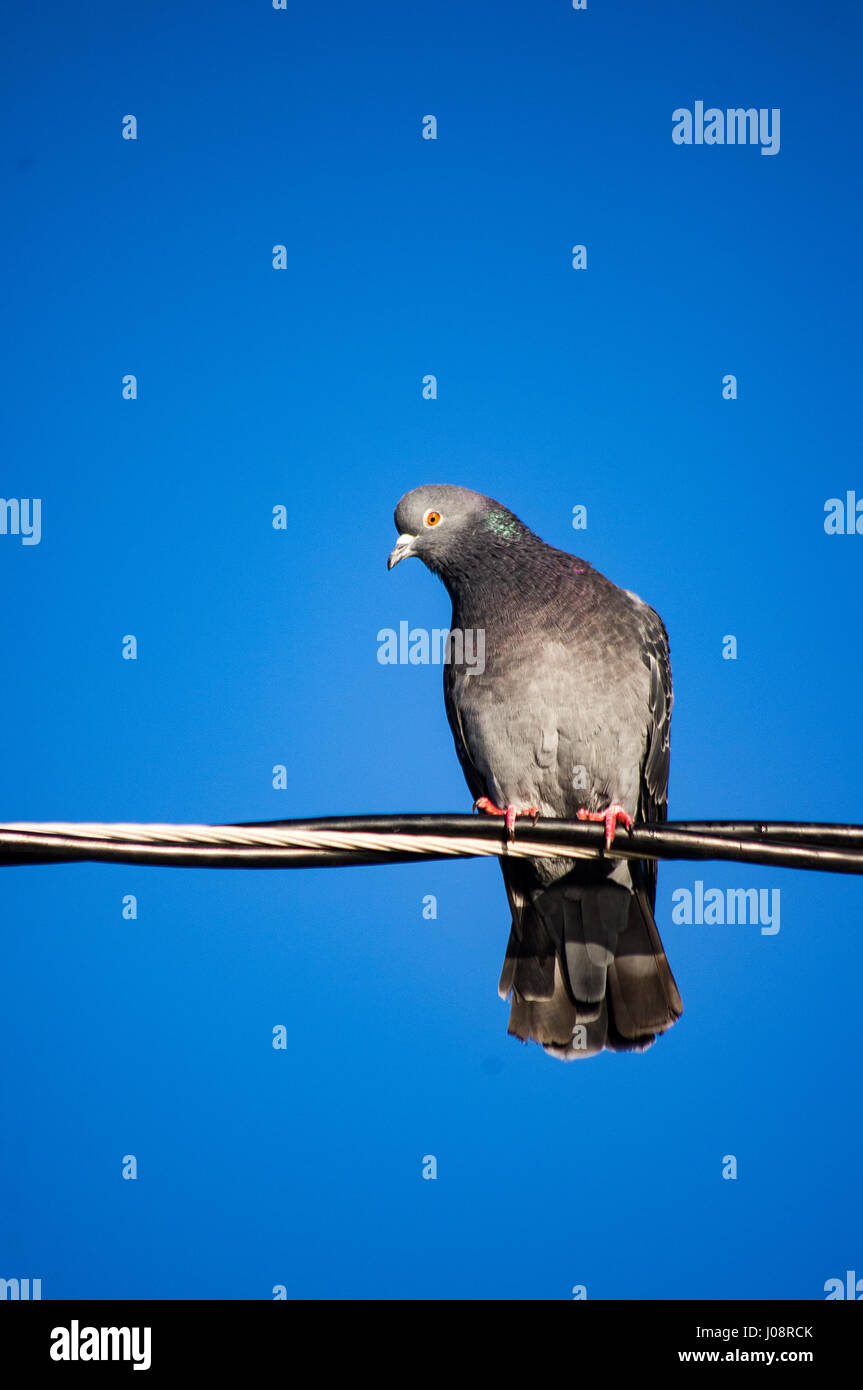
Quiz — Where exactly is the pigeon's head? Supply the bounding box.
[387,484,528,584]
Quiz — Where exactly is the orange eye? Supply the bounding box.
[425,510,441,527]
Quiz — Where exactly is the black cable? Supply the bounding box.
[0,815,862,874]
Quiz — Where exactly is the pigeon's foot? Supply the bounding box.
[474,796,541,839]
[577,803,634,850]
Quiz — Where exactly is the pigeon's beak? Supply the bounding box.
[387,533,417,571]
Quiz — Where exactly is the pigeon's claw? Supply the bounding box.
[577,803,634,850]
[505,803,541,838]
[474,797,541,839]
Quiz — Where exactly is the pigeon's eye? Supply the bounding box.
[425,510,441,527]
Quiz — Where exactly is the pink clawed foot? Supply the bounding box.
[474,796,541,839]
[577,803,634,850]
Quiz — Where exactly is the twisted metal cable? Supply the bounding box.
[0,815,862,874]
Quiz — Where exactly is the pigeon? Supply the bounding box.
[387,484,682,1060]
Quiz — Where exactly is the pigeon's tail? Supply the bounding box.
[498,869,682,1060]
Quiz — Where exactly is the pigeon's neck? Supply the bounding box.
[436,532,592,625]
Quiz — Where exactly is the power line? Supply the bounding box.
[1,815,862,873]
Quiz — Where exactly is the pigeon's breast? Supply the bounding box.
[447,619,648,820]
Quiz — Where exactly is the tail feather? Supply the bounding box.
[607,884,683,1040]
[498,869,682,1060]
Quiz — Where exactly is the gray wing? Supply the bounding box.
[443,661,487,805]
[636,605,673,908]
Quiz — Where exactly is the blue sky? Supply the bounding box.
[1,0,861,1299]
